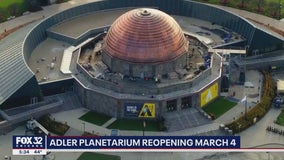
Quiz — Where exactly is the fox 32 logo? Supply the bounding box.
[13,136,45,149]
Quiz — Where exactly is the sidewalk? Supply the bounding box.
[101,117,117,128]
[215,102,254,124]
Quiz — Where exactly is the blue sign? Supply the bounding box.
[124,103,143,117]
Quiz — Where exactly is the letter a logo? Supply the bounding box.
[206,90,213,103]
[139,103,155,118]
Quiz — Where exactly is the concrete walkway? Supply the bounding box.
[101,117,117,128]
[215,102,252,124]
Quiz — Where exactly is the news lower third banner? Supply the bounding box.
[13,136,240,155]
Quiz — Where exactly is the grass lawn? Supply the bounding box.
[276,109,284,126]
[203,96,237,118]
[0,0,27,21]
[79,111,112,126]
[107,119,159,131]
[0,0,24,9]
[77,152,120,160]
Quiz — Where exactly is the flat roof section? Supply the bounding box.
[49,8,242,47]
[49,8,134,38]
[28,38,71,82]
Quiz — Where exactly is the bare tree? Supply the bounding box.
[24,0,43,12]
[237,0,248,9]
[219,0,230,6]
[0,8,6,22]
[268,1,280,18]
[254,0,266,13]
[8,3,21,16]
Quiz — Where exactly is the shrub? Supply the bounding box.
[8,3,22,16]
[0,8,7,22]
[38,115,70,136]
[237,2,248,9]
[25,0,43,12]
[82,132,99,136]
[219,0,230,5]
[56,0,69,4]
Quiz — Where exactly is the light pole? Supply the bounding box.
[245,95,247,120]
[244,46,248,120]
[280,1,282,20]
[142,119,146,136]
[82,122,85,133]
[238,124,242,133]
[266,152,270,160]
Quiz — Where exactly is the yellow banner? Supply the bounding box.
[139,103,155,118]
[200,83,218,107]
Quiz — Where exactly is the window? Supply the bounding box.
[166,99,177,112]
[30,97,38,104]
[181,96,191,109]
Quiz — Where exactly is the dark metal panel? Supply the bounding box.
[0,76,42,109]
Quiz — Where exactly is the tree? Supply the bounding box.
[268,2,280,18]
[220,0,230,6]
[8,3,22,16]
[254,0,265,13]
[237,0,248,9]
[39,0,50,6]
[56,0,69,4]
[0,8,6,22]
[24,0,43,12]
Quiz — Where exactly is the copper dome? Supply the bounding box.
[102,8,188,63]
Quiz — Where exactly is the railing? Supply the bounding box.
[0,99,63,135]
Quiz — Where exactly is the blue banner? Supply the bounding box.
[46,136,240,149]
[13,136,240,150]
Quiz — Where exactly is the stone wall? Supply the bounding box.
[103,52,187,78]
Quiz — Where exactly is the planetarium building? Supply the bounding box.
[0,0,283,132]
[73,7,222,119]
